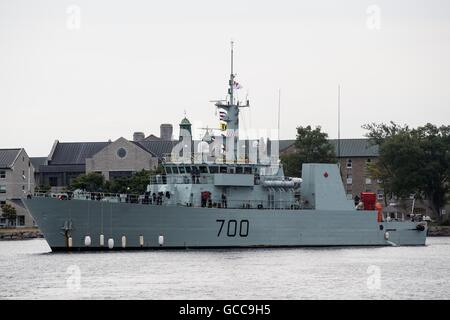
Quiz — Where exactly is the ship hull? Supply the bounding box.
[24,197,427,251]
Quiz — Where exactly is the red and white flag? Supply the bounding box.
[233,81,243,90]
[219,109,228,120]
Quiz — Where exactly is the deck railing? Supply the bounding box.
[30,192,303,210]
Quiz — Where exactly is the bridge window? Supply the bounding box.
[236,167,243,174]
[165,167,173,174]
[244,167,252,174]
[209,166,218,174]
[185,166,192,173]
[179,166,186,174]
[200,166,208,174]
[220,166,227,173]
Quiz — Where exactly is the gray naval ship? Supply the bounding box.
[24,45,427,251]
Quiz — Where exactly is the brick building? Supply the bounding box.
[0,149,36,228]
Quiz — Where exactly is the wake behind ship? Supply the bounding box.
[23,44,427,251]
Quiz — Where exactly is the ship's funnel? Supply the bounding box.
[301,163,354,211]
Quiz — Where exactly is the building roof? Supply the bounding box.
[144,134,162,141]
[136,140,178,158]
[0,149,21,169]
[279,138,379,158]
[279,140,296,152]
[44,139,178,167]
[329,139,379,157]
[30,157,47,172]
[49,142,111,165]
[180,117,191,125]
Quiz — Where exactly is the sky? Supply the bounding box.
[1,0,449,156]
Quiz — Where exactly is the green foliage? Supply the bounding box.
[1,203,17,220]
[362,122,410,145]
[128,170,152,194]
[68,167,163,194]
[69,172,106,192]
[107,169,160,194]
[281,125,336,177]
[35,184,51,193]
[280,153,302,178]
[106,177,131,194]
[364,122,450,217]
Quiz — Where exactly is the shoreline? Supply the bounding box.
[427,226,450,237]
[0,228,43,241]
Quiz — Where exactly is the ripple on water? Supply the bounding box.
[0,238,449,299]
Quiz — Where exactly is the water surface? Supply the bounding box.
[1,238,449,299]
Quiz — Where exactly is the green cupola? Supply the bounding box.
[179,116,192,140]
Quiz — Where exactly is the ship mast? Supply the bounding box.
[230,40,234,106]
[214,41,249,163]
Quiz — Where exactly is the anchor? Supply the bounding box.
[60,220,74,248]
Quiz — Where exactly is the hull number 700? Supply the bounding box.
[216,219,249,237]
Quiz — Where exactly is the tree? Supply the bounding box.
[362,121,410,145]
[69,172,105,192]
[280,153,302,179]
[35,184,51,193]
[128,170,152,194]
[414,124,450,217]
[69,167,163,194]
[106,168,162,194]
[364,122,450,218]
[281,125,336,177]
[1,203,17,222]
[107,176,130,194]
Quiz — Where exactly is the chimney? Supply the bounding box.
[160,124,173,141]
[133,132,145,142]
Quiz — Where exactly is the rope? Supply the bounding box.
[101,201,104,235]
[109,202,112,238]
[87,200,90,235]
